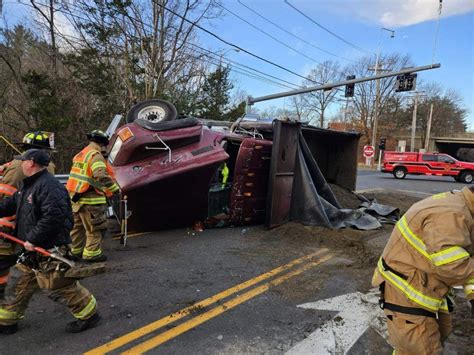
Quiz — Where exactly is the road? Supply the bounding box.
[2,172,471,354]
[356,169,464,196]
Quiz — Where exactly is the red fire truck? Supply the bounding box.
[382,151,474,183]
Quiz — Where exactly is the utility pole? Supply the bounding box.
[424,103,434,150]
[369,28,394,166]
[344,98,349,127]
[410,95,418,152]
[409,92,428,152]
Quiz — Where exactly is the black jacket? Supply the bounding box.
[0,169,73,249]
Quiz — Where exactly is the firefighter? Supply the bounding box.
[66,130,119,262]
[2,131,56,184]
[0,131,55,299]
[220,162,229,186]
[372,188,474,354]
[0,149,100,334]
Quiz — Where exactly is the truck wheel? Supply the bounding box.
[393,167,407,179]
[126,99,178,128]
[459,171,474,184]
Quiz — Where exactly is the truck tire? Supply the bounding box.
[459,171,474,184]
[126,99,178,128]
[393,167,407,179]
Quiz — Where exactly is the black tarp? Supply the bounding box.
[289,132,398,230]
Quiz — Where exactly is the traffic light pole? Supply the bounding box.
[247,63,440,106]
[372,63,381,167]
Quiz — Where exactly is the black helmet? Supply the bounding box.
[21,131,54,150]
[86,130,109,146]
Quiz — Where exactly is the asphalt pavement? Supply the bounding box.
[1,171,470,354]
[356,169,465,196]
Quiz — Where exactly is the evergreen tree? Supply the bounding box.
[198,65,233,120]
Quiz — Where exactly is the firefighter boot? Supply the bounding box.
[0,323,18,335]
[85,254,107,263]
[65,313,101,333]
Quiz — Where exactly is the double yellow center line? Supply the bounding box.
[85,248,333,354]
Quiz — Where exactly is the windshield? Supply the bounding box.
[108,136,123,164]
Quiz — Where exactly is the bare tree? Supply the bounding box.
[67,0,222,103]
[295,60,345,127]
[345,53,412,143]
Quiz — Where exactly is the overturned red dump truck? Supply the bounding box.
[107,99,361,232]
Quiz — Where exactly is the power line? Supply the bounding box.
[284,0,374,56]
[218,2,346,75]
[237,0,356,64]
[27,0,305,90]
[187,43,303,89]
[432,0,443,63]
[51,0,319,87]
[152,2,322,85]
[20,2,301,91]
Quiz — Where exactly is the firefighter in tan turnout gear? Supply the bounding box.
[372,188,474,354]
[0,149,100,335]
[66,130,119,262]
[0,131,55,299]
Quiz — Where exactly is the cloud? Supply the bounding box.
[320,0,474,28]
[312,0,474,28]
[21,2,81,51]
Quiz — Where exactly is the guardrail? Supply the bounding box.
[55,174,69,184]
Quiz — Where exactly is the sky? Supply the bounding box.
[202,0,474,128]
[3,0,474,129]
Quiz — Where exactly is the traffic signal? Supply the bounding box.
[395,73,417,92]
[345,75,355,97]
[379,137,386,150]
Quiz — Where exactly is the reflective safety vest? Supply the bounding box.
[0,183,17,229]
[66,146,113,198]
[0,183,17,197]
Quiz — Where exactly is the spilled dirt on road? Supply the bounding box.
[236,190,473,354]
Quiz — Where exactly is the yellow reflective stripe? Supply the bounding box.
[377,258,447,312]
[78,197,107,205]
[222,164,229,184]
[106,183,120,193]
[83,248,102,258]
[397,216,430,258]
[0,307,22,320]
[432,192,447,200]
[397,216,470,266]
[91,161,106,171]
[73,295,97,320]
[84,149,100,161]
[430,247,470,266]
[71,247,83,255]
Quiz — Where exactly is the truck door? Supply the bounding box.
[438,154,456,176]
[421,154,438,174]
[424,154,448,175]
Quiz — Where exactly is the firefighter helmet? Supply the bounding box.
[21,131,54,150]
[86,130,109,146]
